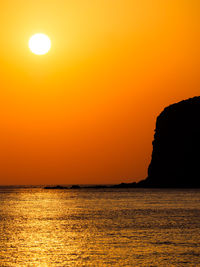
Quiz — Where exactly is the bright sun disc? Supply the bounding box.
[29,33,51,55]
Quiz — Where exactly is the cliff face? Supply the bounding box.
[140,96,200,187]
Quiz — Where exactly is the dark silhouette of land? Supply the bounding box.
[44,185,68,189]
[70,185,81,189]
[44,96,200,190]
[138,96,200,188]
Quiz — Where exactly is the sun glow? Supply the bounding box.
[29,33,51,55]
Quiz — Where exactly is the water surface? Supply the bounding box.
[0,188,200,266]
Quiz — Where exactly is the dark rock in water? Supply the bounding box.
[139,96,200,188]
[44,185,68,189]
[112,182,137,188]
[70,185,81,189]
[89,185,108,189]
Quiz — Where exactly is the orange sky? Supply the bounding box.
[0,0,199,185]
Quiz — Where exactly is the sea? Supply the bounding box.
[0,187,199,266]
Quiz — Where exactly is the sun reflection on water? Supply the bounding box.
[0,188,200,266]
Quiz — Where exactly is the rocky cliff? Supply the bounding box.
[139,96,200,188]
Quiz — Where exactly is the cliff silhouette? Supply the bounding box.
[138,96,200,188]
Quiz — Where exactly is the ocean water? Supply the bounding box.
[0,188,200,266]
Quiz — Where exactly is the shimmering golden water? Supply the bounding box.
[0,188,200,266]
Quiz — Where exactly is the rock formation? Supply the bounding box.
[138,96,200,187]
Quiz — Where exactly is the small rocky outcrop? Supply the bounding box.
[44,185,68,189]
[138,96,200,187]
[70,185,81,189]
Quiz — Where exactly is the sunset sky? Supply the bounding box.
[0,0,199,185]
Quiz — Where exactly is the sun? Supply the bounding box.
[29,33,51,55]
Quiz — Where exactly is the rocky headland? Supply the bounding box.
[138,96,200,188]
